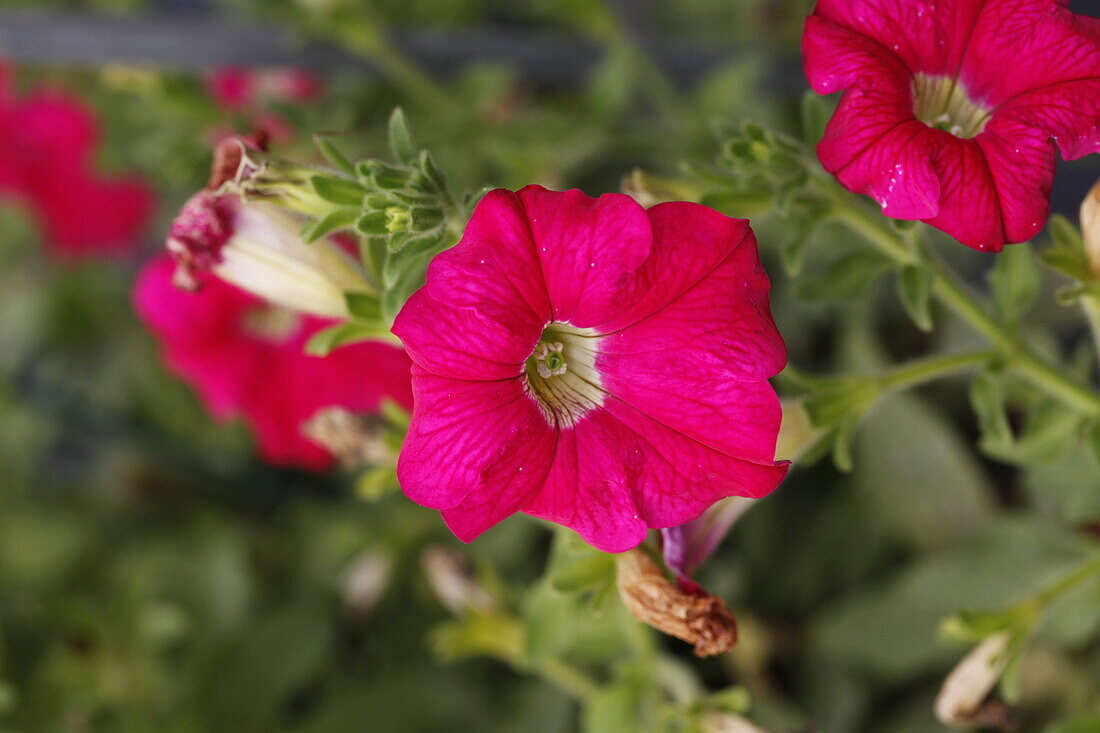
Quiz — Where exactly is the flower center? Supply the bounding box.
[524,323,604,428]
[912,74,990,139]
[242,304,302,342]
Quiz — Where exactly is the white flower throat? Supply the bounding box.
[525,323,604,428]
[912,73,991,139]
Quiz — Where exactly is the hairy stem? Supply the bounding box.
[876,349,997,393]
[823,182,1100,416]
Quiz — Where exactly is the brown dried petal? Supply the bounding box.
[302,407,391,469]
[615,549,737,657]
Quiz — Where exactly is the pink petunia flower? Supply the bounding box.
[0,65,153,258]
[134,255,413,471]
[803,0,1100,251]
[392,187,789,552]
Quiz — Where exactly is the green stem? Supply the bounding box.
[1033,554,1100,609]
[537,658,602,701]
[823,180,1100,416]
[877,349,996,393]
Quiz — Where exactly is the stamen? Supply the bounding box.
[525,324,604,427]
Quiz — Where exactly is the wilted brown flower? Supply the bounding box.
[615,549,737,657]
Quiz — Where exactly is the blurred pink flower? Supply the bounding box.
[0,64,153,258]
[206,67,325,112]
[393,187,788,552]
[134,255,413,471]
[803,0,1100,251]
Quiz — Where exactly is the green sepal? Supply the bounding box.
[387,107,418,166]
[989,242,1040,323]
[304,320,393,357]
[796,250,896,301]
[897,261,934,331]
[300,207,359,243]
[969,368,1014,454]
[309,174,366,207]
[312,134,356,177]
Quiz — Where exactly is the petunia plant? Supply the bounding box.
[127,0,1100,727]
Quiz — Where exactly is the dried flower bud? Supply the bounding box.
[166,190,370,318]
[342,550,391,616]
[302,408,392,469]
[1081,178,1100,279]
[934,633,1014,729]
[422,546,495,616]
[615,549,737,657]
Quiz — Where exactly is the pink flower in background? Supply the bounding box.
[0,64,153,257]
[206,67,325,111]
[134,256,413,471]
[803,0,1100,251]
[393,187,788,552]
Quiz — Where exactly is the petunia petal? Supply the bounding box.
[807,0,984,78]
[962,0,1100,108]
[802,14,911,95]
[599,232,786,383]
[517,186,652,328]
[393,288,535,381]
[926,137,1006,251]
[595,201,753,332]
[424,188,551,329]
[977,118,1056,244]
[397,367,554,512]
[600,397,789,529]
[522,412,649,553]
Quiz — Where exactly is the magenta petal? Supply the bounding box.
[425,189,551,328]
[599,230,786,384]
[440,423,558,543]
[600,397,789,529]
[977,120,1056,244]
[995,79,1100,162]
[522,413,649,553]
[397,367,554,512]
[962,0,1100,107]
[517,186,652,328]
[392,288,534,381]
[927,138,1006,252]
[808,0,983,77]
[596,201,755,333]
[802,15,910,95]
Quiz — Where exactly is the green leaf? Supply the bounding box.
[201,601,334,730]
[897,262,934,331]
[800,90,833,146]
[1044,251,1093,285]
[984,400,1083,465]
[313,134,356,177]
[309,175,366,206]
[969,369,1013,453]
[796,250,896,301]
[343,293,382,322]
[1049,214,1084,254]
[304,321,392,356]
[581,672,646,733]
[300,207,359,242]
[989,242,1040,322]
[550,553,616,595]
[387,107,418,166]
[939,608,1019,644]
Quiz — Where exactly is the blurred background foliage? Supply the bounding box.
[0,0,1099,732]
